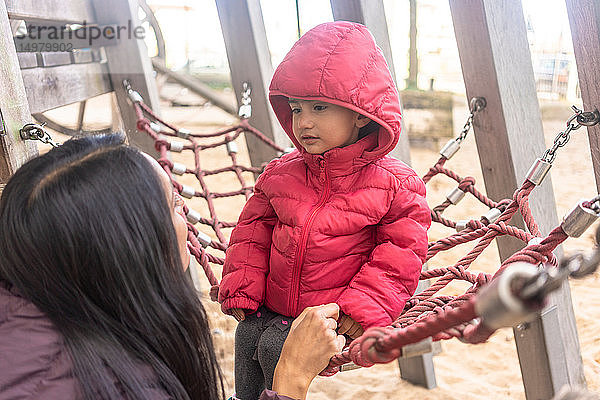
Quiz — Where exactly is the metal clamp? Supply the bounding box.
[446,187,466,204]
[482,208,502,224]
[561,199,600,238]
[169,141,184,153]
[149,121,162,133]
[123,79,143,103]
[177,128,191,139]
[186,208,201,225]
[180,185,195,199]
[525,158,552,186]
[197,231,212,248]
[171,162,187,175]
[439,139,460,160]
[475,262,540,330]
[226,140,239,155]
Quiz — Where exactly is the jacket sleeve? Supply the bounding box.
[218,161,279,314]
[336,174,431,329]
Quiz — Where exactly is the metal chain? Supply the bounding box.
[457,97,486,143]
[19,123,61,147]
[238,82,252,119]
[542,105,600,163]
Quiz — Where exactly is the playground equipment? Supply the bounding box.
[2,1,600,399]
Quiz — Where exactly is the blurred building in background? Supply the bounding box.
[146,0,579,101]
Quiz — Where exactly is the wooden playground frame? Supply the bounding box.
[1,1,599,399]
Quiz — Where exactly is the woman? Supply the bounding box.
[0,134,344,400]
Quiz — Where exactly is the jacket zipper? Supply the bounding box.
[289,163,330,315]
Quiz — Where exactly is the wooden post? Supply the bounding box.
[215,0,289,168]
[330,0,434,387]
[566,0,600,191]
[329,0,411,164]
[0,0,37,183]
[449,1,584,398]
[90,0,161,156]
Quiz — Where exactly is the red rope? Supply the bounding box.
[130,97,568,374]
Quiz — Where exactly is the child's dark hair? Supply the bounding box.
[358,119,380,139]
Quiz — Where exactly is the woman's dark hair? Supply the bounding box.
[0,134,223,400]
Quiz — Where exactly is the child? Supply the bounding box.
[219,21,431,399]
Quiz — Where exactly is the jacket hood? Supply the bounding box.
[269,21,401,163]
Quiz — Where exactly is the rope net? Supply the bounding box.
[131,96,569,375]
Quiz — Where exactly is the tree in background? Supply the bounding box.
[406,0,418,89]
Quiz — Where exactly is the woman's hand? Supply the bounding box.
[272,303,345,400]
[337,313,364,339]
[231,308,245,322]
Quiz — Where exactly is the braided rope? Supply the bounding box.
[131,97,567,374]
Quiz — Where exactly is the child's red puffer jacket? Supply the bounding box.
[219,21,431,329]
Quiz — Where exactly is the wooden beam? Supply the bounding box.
[449,1,584,398]
[37,52,72,67]
[17,52,37,69]
[215,0,289,168]
[21,62,112,114]
[0,0,38,183]
[71,48,95,64]
[330,0,411,164]
[91,0,161,156]
[152,58,237,117]
[6,0,96,24]
[330,0,425,386]
[566,0,600,191]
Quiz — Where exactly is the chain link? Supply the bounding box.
[238,82,252,119]
[457,97,486,143]
[542,105,600,163]
[19,123,60,147]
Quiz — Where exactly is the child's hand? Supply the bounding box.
[231,308,246,322]
[337,313,364,339]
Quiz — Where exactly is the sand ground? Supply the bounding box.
[41,91,600,399]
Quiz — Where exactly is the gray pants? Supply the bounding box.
[234,307,294,400]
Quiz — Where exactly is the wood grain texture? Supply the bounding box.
[566,0,600,191]
[0,0,38,182]
[449,0,584,398]
[91,0,161,156]
[6,0,96,24]
[21,62,112,114]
